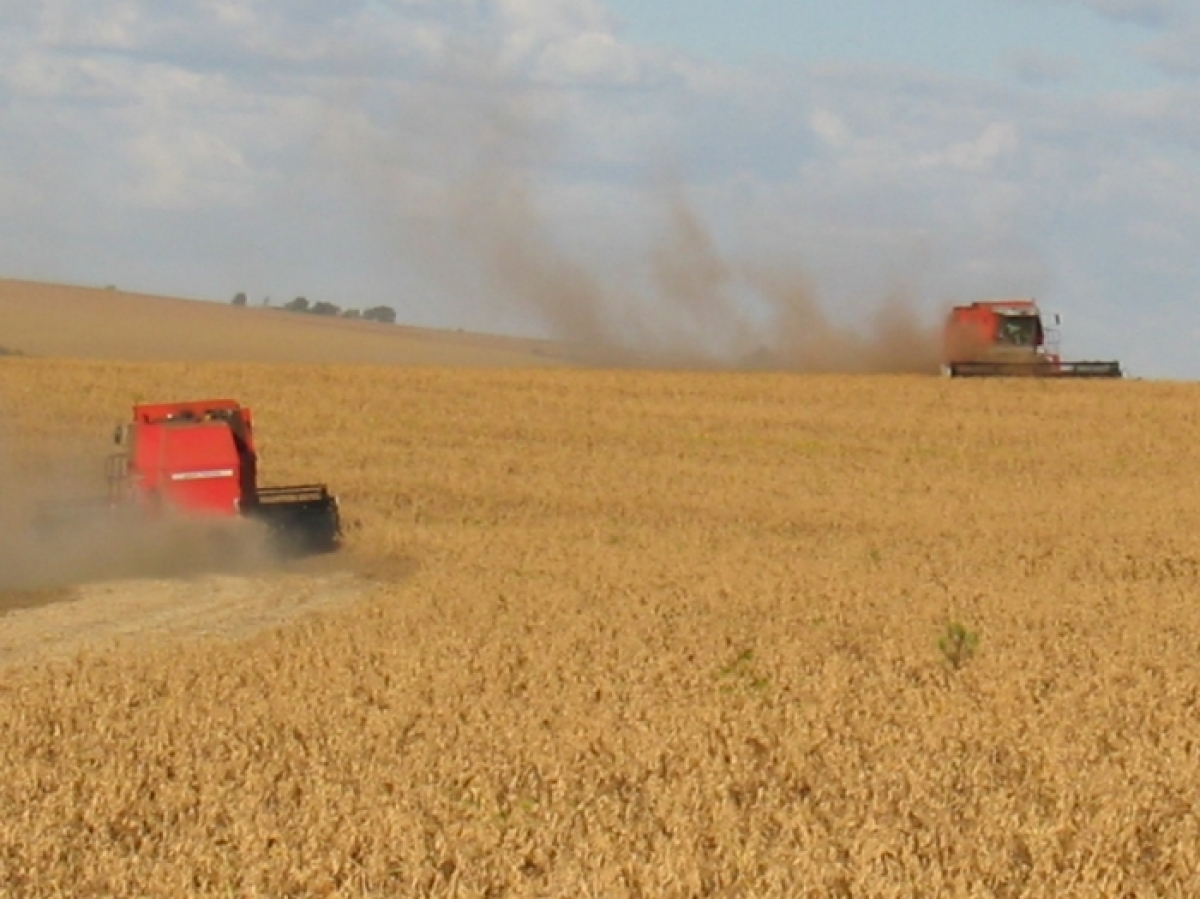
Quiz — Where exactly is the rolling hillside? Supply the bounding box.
[0,278,573,367]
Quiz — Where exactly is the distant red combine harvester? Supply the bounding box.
[941,299,1122,378]
[106,398,341,553]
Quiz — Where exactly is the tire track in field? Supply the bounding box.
[0,570,370,667]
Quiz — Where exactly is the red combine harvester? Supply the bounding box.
[106,398,341,553]
[942,299,1122,378]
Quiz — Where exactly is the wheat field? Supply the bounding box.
[2,344,1200,895]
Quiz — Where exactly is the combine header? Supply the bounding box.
[107,398,341,553]
[942,299,1122,379]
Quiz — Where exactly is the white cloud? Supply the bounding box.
[810,108,851,149]
[1005,1,1195,81]
[129,125,248,209]
[1029,0,1191,27]
[1075,0,1184,26]
[1097,84,1200,151]
[533,29,641,84]
[1140,23,1200,76]
[500,0,618,43]
[920,122,1021,174]
[38,0,145,49]
[497,0,623,73]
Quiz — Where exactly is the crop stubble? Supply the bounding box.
[1,358,1200,896]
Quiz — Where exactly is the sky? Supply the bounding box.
[1,0,1197,377]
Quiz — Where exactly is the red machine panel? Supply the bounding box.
[129,421,243,516]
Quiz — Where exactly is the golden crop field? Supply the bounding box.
[2,290,1200,896]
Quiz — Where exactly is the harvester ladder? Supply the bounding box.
[105,453,129,504]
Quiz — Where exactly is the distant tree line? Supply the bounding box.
[231,292,396,324]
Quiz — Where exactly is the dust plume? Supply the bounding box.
[0,445,280,593]
[341,57,942,373]
[451,161,624,356]
[449,164,941,372]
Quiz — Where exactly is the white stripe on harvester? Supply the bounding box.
[170,469,235,481]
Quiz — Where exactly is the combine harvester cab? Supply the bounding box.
[942,299,1122,379]
[109,399,341,554]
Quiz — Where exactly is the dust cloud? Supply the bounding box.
[340,60,943,374]
[404,143,942,372]
[0,445,280,594]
